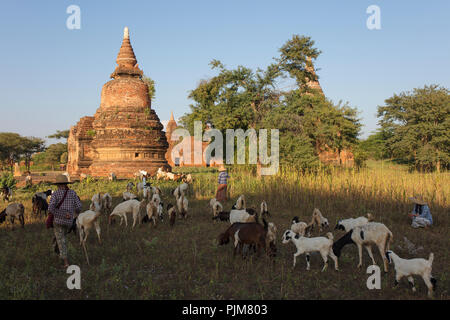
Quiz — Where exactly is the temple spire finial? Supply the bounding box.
[170,111,174,121]
[124,27,129,39]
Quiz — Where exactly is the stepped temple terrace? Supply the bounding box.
[67,27,170,178]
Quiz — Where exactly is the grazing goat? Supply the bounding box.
[32,195,48,216]
[145,193,162,226]
[182,173,193,184]
[282,230,338,271]
[123,191,138,201]
[0,203,25,229]
[109,197,148,228]
[291,217,312,237]
[173,183,189,199]
[386,250,436,297]
[234,195,246,210]
[77,194,103,245]
[335,213,374,232]
[209,198,223,218]
[233,220,270,258]
[260,200,270,217]
[332,222,393,272]
[90,193,113,215]
[167,203,176,227]
[177,194,189,218]
[308,208,329,232]
[229,208,257,224]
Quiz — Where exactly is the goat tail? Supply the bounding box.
[428,252,434,265]
[326,232,333,240]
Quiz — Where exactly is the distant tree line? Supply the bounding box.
[360,85,449,172]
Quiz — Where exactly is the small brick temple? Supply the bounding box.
[67,27,170,178]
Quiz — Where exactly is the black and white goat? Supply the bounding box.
[386,250,436,297]
[282,230,338,271]
[332,222,393,272]
[260,200,270,217]
[234,195,246,210]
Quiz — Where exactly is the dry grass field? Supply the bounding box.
[0,163,448,300]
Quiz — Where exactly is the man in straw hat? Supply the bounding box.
[408,195,433,228]
[48,174,82,268]
[216,164,229,202]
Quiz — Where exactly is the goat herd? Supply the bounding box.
[0,179,438,298]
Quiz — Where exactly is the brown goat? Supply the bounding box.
[167,204,176,227]
[233,222,268,257]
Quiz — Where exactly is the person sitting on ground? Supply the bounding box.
[408,195,433,228]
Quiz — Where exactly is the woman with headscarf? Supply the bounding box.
[408,195,433,228]
[216,165,229,202]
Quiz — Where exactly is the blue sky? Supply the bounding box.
[0,0,449,144]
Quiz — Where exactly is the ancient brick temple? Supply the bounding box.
[67,27,170,178]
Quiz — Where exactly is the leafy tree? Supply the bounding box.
[0,133,44,171]
[359,129,393,160]
[44,143,68,170]
[0,172,16,190]
[47,130,70,140]
[20,137,45,171]
[377,85,449,172]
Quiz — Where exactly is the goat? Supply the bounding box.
[1,187,13,202]
[209,198,223,218]
[32,195,48,216]
[183,173,193,184]
[335,213,374,232]
[291,216,312,237]
[173,183,189,200]
[234,195,246,210]
[260,200,270,217]
[177,193,189,218]
[77,193,103,245]
[126,182,135,192]
[109,172,117,181]
[0,203,25,229]
[167,203,176,227]
[34,189,52,201]
[229,208,257,224]
[233,220,270,258]
[145,193,162,226]
[123,191,138,201]
[308,208,329,232]
[386,250,436,297]
[282,230,338,271]
[109,196,148,228]
[332,222,393,272]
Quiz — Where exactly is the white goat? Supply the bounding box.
[291,216,310,237]
[109,172,116,181]
[0,203,25,229]
[177,193,189,218]
[90,193,112,215]
[309,208,329,232]
[282,230,338,271]
[267,222,277,245]
[109,198,147,228]
[209,198,223,218]
[260,200,269,217]
[229,208,257,224]
[123,191,138,201]
[335,213,374,232]
[77,194,103,245]
[386,250,436,297]
[332,222,393,272]
[145,193,161,226]
[173,183,189,199]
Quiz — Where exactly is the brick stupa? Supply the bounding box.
[67,27,170,178]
